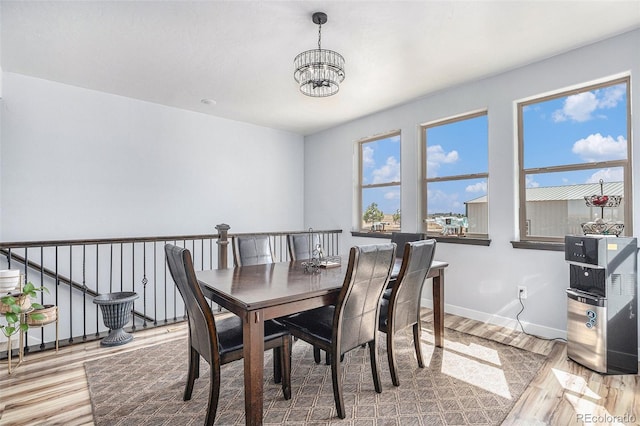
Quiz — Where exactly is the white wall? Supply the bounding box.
[304,29,640,339]
[0,73,305,240]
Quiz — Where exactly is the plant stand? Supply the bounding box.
[5,309,29,374]
[4,306,59,375]
[93,292,139,346]
[27,305,59,352]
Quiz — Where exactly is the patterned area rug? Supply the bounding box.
[85,324,547,425]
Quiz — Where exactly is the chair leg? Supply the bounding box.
[386,331,400,387]
[330,348,346,419]
[205,363,221,426]
[368,339,383,393]
[184,346,199,400]
[413,323,425,368]
[273,347,282,384]
[280,335,292,400]
[313,346,321,364]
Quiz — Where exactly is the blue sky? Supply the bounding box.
[522,82,627,188]
[362,81,627,216]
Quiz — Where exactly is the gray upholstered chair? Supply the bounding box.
[384,232,427,299]
[164,244,291,425]
[282,243,396,419]
[232,235,275,267]
[390,232,426,258]
[378,239,436,386]
[287,233,321,261]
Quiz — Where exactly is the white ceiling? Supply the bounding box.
[2,1,640,136]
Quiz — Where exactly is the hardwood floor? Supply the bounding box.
[1,312,638,425]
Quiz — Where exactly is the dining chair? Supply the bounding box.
[287,232,321,261]
[390,232,426,258]
[164,244,291,426]
[282,243,396,419]
[378,239,436,386]
[232,234,275,266]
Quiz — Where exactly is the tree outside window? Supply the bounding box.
[359,132,401,232]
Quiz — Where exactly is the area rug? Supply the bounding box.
[85,324,547,425]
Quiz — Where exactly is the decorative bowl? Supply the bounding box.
[0,292,32,313]
[27,304,58,326]
[584,195,622,208]
[581,219,624,236]
[0,270,20,293]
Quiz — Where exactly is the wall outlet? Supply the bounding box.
[518,286,528,299]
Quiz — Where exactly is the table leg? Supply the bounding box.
[243,310,265,426]
[432,269,444,348]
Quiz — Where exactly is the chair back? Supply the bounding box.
[334,243,396,353]
[390,232,425,258]
[287,233,321,261]
[165,244,217,364]
[390,239,437,332]
[232,235,275,267]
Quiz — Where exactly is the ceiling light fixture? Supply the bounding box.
[294,12,345,97]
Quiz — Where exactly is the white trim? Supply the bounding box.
[420,297,567,340]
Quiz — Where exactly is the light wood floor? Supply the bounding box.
[1,313,638,425]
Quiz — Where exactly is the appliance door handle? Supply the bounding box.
[566,288,605,303]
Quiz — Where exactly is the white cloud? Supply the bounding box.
[362,145,375,169]
[597,85,625,109]
[427,188,462,213]
[586,168,623,184]
[426,145,459,177]
[384,190,400,200]
[526,175,540,188]
[465,181,487,193]
[572,133,626,162]
[553,92,598,122]
[552,85,625,123]
[372,156,400,184]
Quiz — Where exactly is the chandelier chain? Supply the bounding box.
[318,22,322,50]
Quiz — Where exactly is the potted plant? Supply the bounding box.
[0,282,48,340]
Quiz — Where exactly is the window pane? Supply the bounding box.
[361,186,401,232]
[362,135,401,185]
[426,178,487,235]
[524,168,625,238]
[523,82,627,169]
[425,114,488,178]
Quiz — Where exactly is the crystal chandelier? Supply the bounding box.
[294,12,345,97]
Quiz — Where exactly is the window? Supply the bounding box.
[518,77,631,242]
[358,131,401,233]
[421,111,489,238]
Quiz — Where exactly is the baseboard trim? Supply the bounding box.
[421,297,567,340]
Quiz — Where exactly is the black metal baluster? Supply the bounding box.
[142,242,148,328]
[131,242,136,332]
[68,246,73,344]
[23,248,30,353]
[82,244,87,341]
[39,247,45,350]
[120,243,123,292]
[109,244,113,294]
[153,242,158,326]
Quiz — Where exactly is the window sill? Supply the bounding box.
[351,231,491,246]
[511,240,564,251]
[351,231,392,239]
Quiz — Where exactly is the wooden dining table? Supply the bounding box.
[196,257,448,425]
